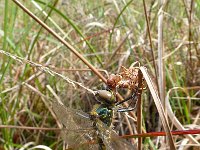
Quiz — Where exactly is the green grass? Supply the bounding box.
[0,0,199,149]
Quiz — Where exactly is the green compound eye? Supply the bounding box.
[96,90,115,104]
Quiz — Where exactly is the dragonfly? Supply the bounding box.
[52,90,137,150]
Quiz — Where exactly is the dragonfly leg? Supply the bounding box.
[116,89,139,112]
[117,107,136,112]
[115,88,138,106]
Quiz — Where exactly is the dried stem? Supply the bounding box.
[137,69,144,150]
[12,0,107,83]
[142,0,160,96]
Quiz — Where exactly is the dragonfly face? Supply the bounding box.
[95,90,115,105]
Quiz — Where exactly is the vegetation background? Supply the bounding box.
[0,0,199,149]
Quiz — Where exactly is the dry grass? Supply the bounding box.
[0,0,199,149]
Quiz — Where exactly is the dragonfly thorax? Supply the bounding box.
[90,104,113,127]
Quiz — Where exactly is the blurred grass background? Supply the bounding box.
[0,0,199,149]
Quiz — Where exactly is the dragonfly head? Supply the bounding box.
[95,90,115,105]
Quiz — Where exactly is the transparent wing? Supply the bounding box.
[96,120,136,150]
[52,101,136,150]
[109,130,137,150]
[52,101,99,149]
[52,101,92,128]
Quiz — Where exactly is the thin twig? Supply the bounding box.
[142,0,160,96]
[0,49,95,94]
[12,0,107,83]
[137,69,144,150]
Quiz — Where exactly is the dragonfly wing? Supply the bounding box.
[62,129,100,150]
[52,101,93,128]
[109,131,137,150]
[96,120,115,150]
[52,101,98,149]
[96,120,136,150]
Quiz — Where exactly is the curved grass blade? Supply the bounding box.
[34,0,103,66]
[140,67,176,150]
